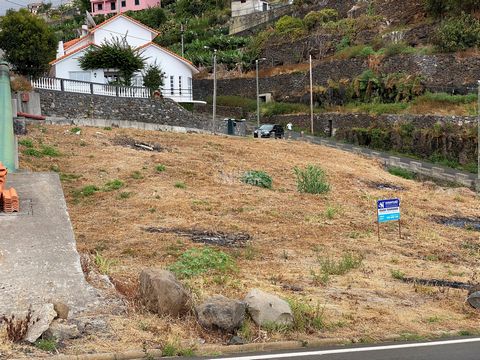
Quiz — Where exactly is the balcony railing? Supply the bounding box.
[31,77,193,101]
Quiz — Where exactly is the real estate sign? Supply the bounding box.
[377,198,400,223]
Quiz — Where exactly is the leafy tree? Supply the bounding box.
[435,13,480,52]
[79,37,146,86]
[425,0,480,17]
[142,63,165,94]
[126,7,166,29]
[0,9,57,79]
[73,0,91,13]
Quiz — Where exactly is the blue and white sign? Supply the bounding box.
[377,198,400,223]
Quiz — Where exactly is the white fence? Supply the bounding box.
[32,77,152,99]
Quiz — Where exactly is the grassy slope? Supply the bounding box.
[7,124,480,355]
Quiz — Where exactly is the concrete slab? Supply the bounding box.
[0,172,102,317]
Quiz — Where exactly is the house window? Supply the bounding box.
[110,2,115,10]
[178,76,182,96]
[134,0,140,5]
[170,76,174,95]
[188,77,192,92]
[69,71,91,82]
[121,0,126,6]
[97,3,103,10]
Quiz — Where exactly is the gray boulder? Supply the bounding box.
[244,289,293,326]
[44,320,80,341]
[467,291,480,309]
[139,269,190,316]
[24,304,57,343]
[196,295,245,332]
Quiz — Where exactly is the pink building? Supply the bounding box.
[90,0,161,16]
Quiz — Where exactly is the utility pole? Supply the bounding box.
[180,23,185,57]
[309,54,314,135]
[256,59,260,128]
[477,81,480,192]
[212,50,217,134]
[255,58,266,128]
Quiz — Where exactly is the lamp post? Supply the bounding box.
[180,23,185,57]
[212,49,217,133]
[477,81,480,192]
[309,54,314,135]
[256,58,267,128]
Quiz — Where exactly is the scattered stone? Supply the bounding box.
[74,318,108,335]
[228,335,246,345]
[467,291,480,309]
[139,269,190,316]
[432,216,480,232]
[113,136,165,152]
[196,295,246,332]
[44,320,80,341]
[53,302,69,320]
[143,227,250,247]
[282,284,304,292]
[244,289,294,327]
[24,304,57,343]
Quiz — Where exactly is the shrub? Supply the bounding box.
[313,252,363,284]
[275,15,306,38]
[335,45,376,59]
[103,179,124,191]
[23,148,42,157]
[168,247,237,278]
[41,146,60,157]
[35,338,57,352]
[261,102,310,116]
[142,63,165,94]
[18,138,34,148]
[388,166,416,180]
[303,8,338,30]
[294,165,330,194]
[381,42,416,57]
[155,164,166,172]
[241,170,273,189]
[1,309,33,342]
[174,181,186,189]
[79,185,100,196]
[435,14,480,52]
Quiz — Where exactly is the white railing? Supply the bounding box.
[31,77,194,102]
[31,77,151,99]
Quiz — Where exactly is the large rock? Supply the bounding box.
[53,302,70,320]
[467,286,480,309]
[139,269,190,317]
[24,304,57,343]
[244,289,293,326]
[44,320,80,341]
[196,295,245,332]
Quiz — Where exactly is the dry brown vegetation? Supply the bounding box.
[9,124,480,355]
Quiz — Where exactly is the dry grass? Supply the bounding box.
[11,124,480,355]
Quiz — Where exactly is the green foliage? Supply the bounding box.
[0,9,57,78]
[425,0,480,17]
[435,14,480,52]
[261,102,311,116]
[103,179,124,191]
[288,298,325,332]
[35,338,57,352]
[174,181,186,189]
[125,7,166,29]
[241,170,273,189]
[70,127,81,133]
[80,37,145,86]
[335,45,376,59]
[78,185,100,197]
[155,164,166,172]
[381,42,416,57]
[303,8,338,30]
[336,36,351,52]
[168,247,236,278]
[209,95,257,111]
[313,252,363,285]
[18,139,34,148]
[275,15,306,39]
[40,146,61,157]
[414,92,477,105]
[388,166,416,180]
[23,145,60,157]
[130,171,143,180]
[391,269,406,280]
[142,63,165,94]
[294,165,330,194]
[94,252,116,275]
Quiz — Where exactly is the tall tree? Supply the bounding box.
[79,37,145,86]
[0,9,57,79]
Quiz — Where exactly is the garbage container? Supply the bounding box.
[226,118,235,135]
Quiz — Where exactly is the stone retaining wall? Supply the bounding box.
[37,89,211,131]
[193,54,480,102]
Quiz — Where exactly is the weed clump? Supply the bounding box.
[312,252,363,285]
[241,170,272,189]
[104,179,124,191]
[294,165,330,194]
[388,166,416,180]
[1,309,33,342]
[168,247,236,279]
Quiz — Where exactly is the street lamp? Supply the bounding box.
[477,80,480,192]
[256,58,267,128]
[205,46,217,133]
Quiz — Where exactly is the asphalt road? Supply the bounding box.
[193,338,480,360]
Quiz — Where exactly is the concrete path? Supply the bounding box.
[290,133,477,189]
[0,172,102,316]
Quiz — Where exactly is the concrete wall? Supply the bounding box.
[229,4,293,35]
[37,89,211,130]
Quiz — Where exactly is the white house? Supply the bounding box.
[231,0,270,17]
[49,13,198,102]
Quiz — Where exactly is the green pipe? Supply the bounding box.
[0,61,15,172]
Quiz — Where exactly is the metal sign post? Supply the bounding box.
[377,198,401,241]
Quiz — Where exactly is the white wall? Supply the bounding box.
[231,0,268,17]
[140,45,196,102]
[93,17,154,48]
[54,48,105,82]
